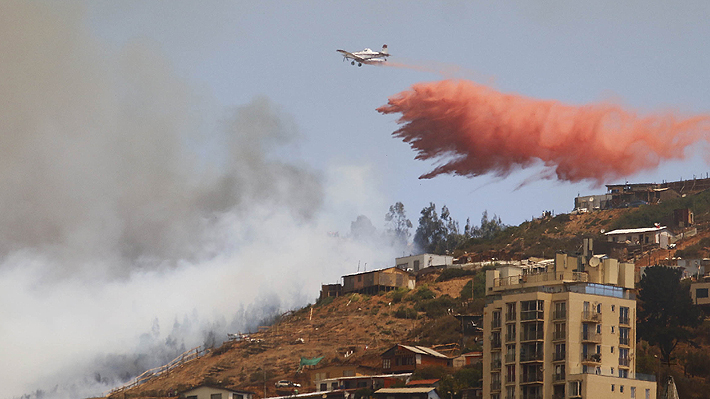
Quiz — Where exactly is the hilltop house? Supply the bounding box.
[178,385,255,399]
[381,344,451,373]
[395,254,453,273]
[307,364,378,388]
[604,226,671,248]
[343,267,415,295]
[374,387,441,399]
[315,373,412,392]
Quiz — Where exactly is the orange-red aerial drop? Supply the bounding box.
[378,79,710,184]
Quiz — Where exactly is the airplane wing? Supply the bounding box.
[336,50,366,62]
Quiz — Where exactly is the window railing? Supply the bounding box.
[491,381,501,391]
[491,359,502,369]
[619,336,630,346]
[553,351,566,361]
[520,351,544,362]
[520,371,544,383]
[521,310,544,321]
[505,353,516,363]
[619,315,630,325]
[506,333,516,342]
[581,310,601,322]
[520,330,544,341]
[619,357,630,367]
[581,353,602,364]
[553,330,566,340]
[492,319,502,329]
[553,309,566,320]
[581,331,602,342]
[552,372,565,382]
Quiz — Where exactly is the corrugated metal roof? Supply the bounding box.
[399,345,449,359]
[605,226,667,235]
[376,388,436,394]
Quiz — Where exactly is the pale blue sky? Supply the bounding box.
[84,1,710,229]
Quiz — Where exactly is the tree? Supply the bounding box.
[414,203,445,253]
[637,266,703,365]
[473,211,506,239]
[385,202,413,247]
[350,215,377,242]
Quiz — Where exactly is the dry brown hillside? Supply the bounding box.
[107,278,477,399]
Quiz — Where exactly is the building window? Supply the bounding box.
[612,305,615,312]
[506,302,517,321]
[646,388,651,399]
[611,326,615,334]
[569,381,582,396]
[621,385,624,393]
[631,387,636,398]
[320,384,327,391]
[611,346,614,353]
[697,288,709,298]
[596,324,602,334]
[212,394,223,399]
[611,367,614,375]
[612,384,615,392]
[383,359,391,369]
[186,397,198,399]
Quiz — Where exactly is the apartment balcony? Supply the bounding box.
[619,356,631,368]
[619,336,630,347]
[491,359,502,370]
[553,310,566,320]
[520,371,544,384]
[581,331,602,343]
[581,352,602,365]
[619,315,630,326]
[505,353,516,363]
[521,310,544,322]
[581,310,601,323]
[491,381,501,392]
[553,351,566,362]
[552,330,566,341]
[520,330,544,342]
[520,351,544,363]
[552,372,566,382]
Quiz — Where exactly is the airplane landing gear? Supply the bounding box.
[358,63,362,67]
[351,61,355,65]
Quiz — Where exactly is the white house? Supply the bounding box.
[604,226,670,248]
[179,385,255,399]
[395,254,453,272]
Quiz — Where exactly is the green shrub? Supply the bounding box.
[394,307,418,319]
[436,268,476,282]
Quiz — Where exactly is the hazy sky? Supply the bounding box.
[87,0,710,226]
[2,1,710,398]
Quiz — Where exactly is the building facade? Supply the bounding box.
[482,253,656,399]
[396,254,454,272]
[343,267,416,295]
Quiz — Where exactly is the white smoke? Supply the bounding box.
[0,2,400,398]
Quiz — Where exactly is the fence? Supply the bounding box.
[105,345,208,396]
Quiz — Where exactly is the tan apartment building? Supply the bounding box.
[482,253,656,399]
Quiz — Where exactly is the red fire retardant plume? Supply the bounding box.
[377,79,710,184]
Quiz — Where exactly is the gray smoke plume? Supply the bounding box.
[0,2,398,398]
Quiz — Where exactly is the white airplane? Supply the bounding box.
[337,44,389,67]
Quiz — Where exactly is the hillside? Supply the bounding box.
[108,190,710,399]
[107,276,479,399]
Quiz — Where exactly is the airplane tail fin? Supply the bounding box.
[381,44,389,55]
